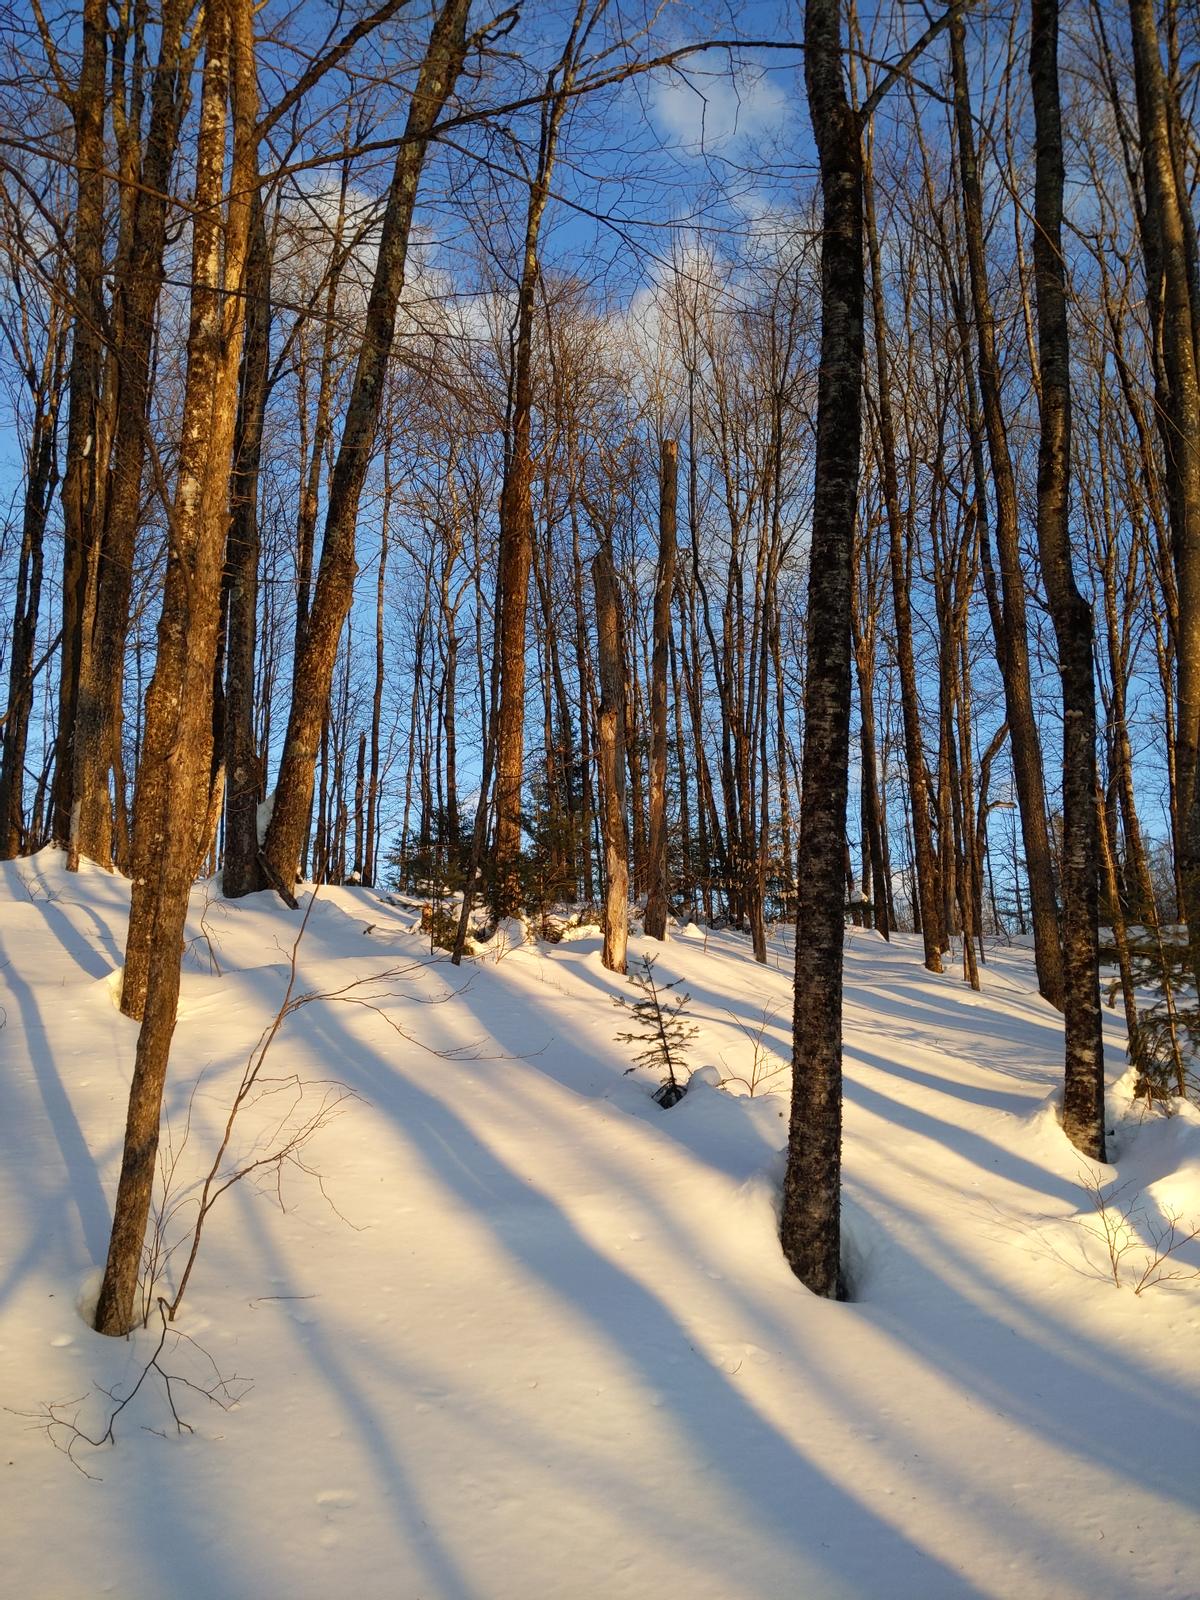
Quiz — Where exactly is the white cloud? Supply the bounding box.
[649,62,790,155]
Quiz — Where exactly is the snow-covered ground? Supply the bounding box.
[2,850,1198,1599]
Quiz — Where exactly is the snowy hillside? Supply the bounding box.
[2,851,1199,1599]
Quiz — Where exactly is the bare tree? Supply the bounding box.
[643,435,677,940]
[1126,0,1200,994]
[1029,0,1105,1157]
[262,0,474,892]
[780,0,864,1300]
[97,0,258,1334]
[950,13,1064,1010]
[593,541,629,973]
[491,0,609,912]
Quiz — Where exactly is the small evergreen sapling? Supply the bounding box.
[614,955,698,1107]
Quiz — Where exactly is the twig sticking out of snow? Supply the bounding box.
[12,1301,248,1479]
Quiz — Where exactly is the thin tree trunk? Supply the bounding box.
[863,140,942,967]
[96,0,256,1332]
[851,573,889,940]
[365,439,391,887]
[53,0,108,852]
[644,436,677,939]
[492,0,601,910]
[771,602,794,921]
[222,187,269,896]
[593,543,629,974]
[1096,778,1144,1082]
[262,0,471,892]
[622,604,648,902]
[293,145,350,681]
[70,0,196,869]
[781,0,863,1300]
[951,17,1065,1010]
[0,342,61,855]
[670,628,693,915]
[1030,0,1106,1159]
[1128,0,1200,994]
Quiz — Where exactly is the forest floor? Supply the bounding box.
[1,851,1199,1599]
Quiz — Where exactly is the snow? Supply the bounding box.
[255,790,275,847]
[2,850,1199,1599]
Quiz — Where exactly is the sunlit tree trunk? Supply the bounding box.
[96,0,256,1332]
[1127,0,1200,992]
[593,543,629,974]
[70,0,196,870]
[52,0,107,852]
[262,0,471,893]
[644,436,677,940]
[493,0,603,910]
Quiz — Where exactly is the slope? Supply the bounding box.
[1,851,1198,1599]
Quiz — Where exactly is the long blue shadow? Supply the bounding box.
[0,928,111,1265]
[290,998,993,1599]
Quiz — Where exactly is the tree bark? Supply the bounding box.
[644,436,677,939]
[96,0,256,1332]
[863,137,942,965]
[1127,0,1200,995]
[70,0,196,870]
[222,187,270,896]
[951,17,1064,1010]
[593,544,629,974]
[52,0,108,852]
[1030,0,1106,1159]
[261,0,471,892]
[780,0,863,1300]
[492,3,599,911]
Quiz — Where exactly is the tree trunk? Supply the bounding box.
[951,17,1064,1010]
[863,140,941,966]
[1127,0,1200,995]
[365,450,390,887]
[492,3,596,911]
[670,628,693,916]
[96,0,256,1333]
[70,0,195,870]
[780,0,863,1300]
[0,342,61,855]
[222,187,270,896]
[1096,779,1144,1084]
[644,436,677,940]
[261,0,471,892]
[593,544,629,975]
[1030,0,1106,1159]
[53,0,108,852]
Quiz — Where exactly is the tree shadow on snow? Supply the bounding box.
[274,996,995,1600]
[0,927,112,1281]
